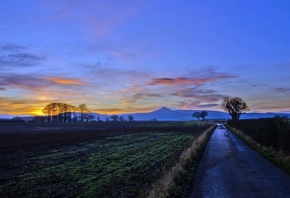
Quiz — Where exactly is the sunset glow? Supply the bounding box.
[1,1,290,117]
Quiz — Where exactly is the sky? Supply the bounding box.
[1,0,290,116]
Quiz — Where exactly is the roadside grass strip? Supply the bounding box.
[226,125,290,175]
[148,124,216,198]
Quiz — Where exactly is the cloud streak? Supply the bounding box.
[0,74,84,91]
[172,88,226,102]
[196,103,219,108]
[130,93,162,103]
[147,73,236,86]
[147,77,205,85]
[0,43,26,52]
[251,100,290,112]
[0,75,51,91]
[177,100,201,109]
[49,77,83,85]
[274,87,290,92]
[0,43,46,69]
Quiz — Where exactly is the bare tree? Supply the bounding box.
[66,104,75,122]
[221,97,249,120]
[42,103,54,122]
[42,102,63,122]
[110,115,119,122]
[200,111,208,121]
[192,112,201,120]
[97,116,102,122]
[55,103,65,122]
[119,116,125,122]
[78,103,89,122]
[70,105,78,122]
[128,115,134,122]
[62,103,70,122]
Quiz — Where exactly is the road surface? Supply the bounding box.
[190,124,290,198]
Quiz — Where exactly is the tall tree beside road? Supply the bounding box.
[222,97,249,120]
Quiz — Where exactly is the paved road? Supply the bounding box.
[190,124,290,198]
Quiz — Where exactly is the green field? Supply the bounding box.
[0,122,212,197]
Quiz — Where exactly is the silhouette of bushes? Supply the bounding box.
[228,117,290,154]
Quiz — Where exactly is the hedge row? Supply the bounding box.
[227,117,290,154]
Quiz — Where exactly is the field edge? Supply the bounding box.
[146,124,216,198]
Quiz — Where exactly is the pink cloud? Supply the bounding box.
[251,100,290,112]
[147,77,210,86]
[0,74,84,92]
[172,88,225,102]
[177,99,201,109]
[147,73,236,86]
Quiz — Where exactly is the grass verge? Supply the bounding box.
[226,124,290,175]
[147,124,216,198]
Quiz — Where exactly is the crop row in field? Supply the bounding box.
[0,123,211,197]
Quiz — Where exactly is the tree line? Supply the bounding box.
[42,102,91,122]
[41,102,135,123]
[106,115,134,122]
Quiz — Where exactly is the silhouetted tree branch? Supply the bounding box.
[221,97,249,120]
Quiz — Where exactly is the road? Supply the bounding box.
[190,124,290,198]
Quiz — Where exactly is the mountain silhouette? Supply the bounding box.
[87,106,290,121]
[152,107,174,113]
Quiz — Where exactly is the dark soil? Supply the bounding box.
[0,121,209,197]
[0,121,195,146]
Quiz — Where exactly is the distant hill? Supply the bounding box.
[115,107,290,121]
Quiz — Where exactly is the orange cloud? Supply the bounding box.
[49,77,83,85]
[0,97,48,116]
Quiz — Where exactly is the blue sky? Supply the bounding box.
[1,0,290,116]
